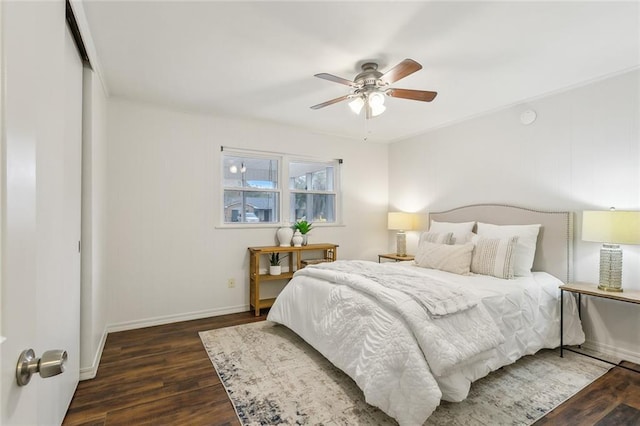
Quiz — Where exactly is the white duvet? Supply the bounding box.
[267,260,585,426]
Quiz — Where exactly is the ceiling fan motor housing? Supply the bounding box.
[354,62,384,88]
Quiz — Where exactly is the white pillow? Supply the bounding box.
[429,220,476,244]
[415,242,474,275]
[476,222,541,276]
[419,231,454,245]
[471,236,518,279]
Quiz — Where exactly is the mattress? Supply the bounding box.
[267,260,584,425]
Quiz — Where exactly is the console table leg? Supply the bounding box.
[560,289,564,358]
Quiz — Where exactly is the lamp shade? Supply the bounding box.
[388,212,415,231]
[582,210,640,245]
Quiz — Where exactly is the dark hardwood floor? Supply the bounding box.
[534,361,640,426]
[63,311,265,426]
[64,311,640,425]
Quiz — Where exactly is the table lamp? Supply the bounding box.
[582,209,640,292]
[388,212,415,256]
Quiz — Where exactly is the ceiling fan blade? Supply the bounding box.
[387,88,438,102]
[380,59,422,84]
[310,94,351,110]
[314,73,356,87]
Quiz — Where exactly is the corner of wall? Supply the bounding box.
[79,326,108,381]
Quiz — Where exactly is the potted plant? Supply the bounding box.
[269,252,288,275]
[293,220,313,245]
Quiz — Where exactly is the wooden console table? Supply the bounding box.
[248,243,338,316]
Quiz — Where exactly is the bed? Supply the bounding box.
[267,204,585,426]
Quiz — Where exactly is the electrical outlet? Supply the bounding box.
[227,278,236,288]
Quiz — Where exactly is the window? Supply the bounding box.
[289,160,336,223]
[221,149,340,225]
[222,154,280,224]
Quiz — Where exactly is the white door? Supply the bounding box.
[1,1,83,424]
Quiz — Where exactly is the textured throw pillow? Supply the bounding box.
[429,220,476,244]
[477,223,541,276]
[471,236,519,279]
[419,231,454,245]
[415,241,474,275]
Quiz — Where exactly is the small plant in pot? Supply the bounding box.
[293,220,313,245]
[269,252,288,275]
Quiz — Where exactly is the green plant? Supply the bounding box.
[293,220,313,234]
[269,252,288,266]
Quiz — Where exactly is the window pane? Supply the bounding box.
[289,161,334,191]
[290,193,335,223]
[223,155,278,189]
[224,190,279,223]
[311,169,327,191]
[291,174,307,190]
[291,193,307,221]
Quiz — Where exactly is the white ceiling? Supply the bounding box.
[79,1,640,143]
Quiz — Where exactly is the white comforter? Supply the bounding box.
[267,261,585,426]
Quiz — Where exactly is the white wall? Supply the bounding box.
[105,98,388,328]
[389,70,640,362]
[80,67,109,379]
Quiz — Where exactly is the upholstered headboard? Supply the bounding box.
[429,204,573,283]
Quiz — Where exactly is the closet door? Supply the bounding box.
[1,1,82,424]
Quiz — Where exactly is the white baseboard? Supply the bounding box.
[79,327,108,381]
[79,305,250,380]
[583,339,640,365]
[106,304,249,333]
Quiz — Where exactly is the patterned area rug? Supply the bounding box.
[199,321,609,425]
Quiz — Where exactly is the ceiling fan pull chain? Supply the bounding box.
[363,114,370,142]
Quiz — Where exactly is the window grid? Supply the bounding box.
[222,149,339,226]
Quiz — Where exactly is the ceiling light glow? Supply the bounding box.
[349,96,365,115]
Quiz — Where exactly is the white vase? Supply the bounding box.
[302,233,308,246]
[276,227,293,247]
[269,265,281,275]
[292,230,303,247]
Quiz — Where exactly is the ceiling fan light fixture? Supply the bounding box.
[368,91,385,107]
[370,102,386,117]
[348,96,365,115]
[368,91,386,117]
[311,58,437,118]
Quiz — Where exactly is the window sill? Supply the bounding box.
[215,223,345,230]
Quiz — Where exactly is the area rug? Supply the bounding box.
[199,321,609,425]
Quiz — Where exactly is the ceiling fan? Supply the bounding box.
[311,58,437,119]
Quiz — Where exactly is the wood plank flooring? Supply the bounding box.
[64,311,640,425]
[63,312,265,426]
[534,361,640,426]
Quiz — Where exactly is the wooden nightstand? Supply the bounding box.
[378,253,415,263]
[559,282,640,365]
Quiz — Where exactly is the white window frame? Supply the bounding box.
[220,147,341,227]
[221,149,281,226]
[288,157,339,224]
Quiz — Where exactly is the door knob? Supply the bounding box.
[16,348,68,386]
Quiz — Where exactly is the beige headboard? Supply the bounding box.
[429,204,573,283]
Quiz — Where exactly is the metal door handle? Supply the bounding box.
[16,348,68,386]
